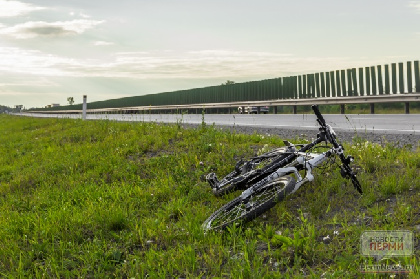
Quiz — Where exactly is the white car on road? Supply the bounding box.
[238,106,269,114]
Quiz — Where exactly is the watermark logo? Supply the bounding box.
[360,230,414,259]
[360,230,415,274]
[360,231,414,260]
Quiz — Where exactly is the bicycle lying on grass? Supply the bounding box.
[203,105,362,231]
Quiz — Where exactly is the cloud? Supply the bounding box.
[409,0,420,13]
[0,46,74,75]
[98,50,363,79]
[94,41,115,46]
[80,13,91,19]
[70,11,91,18]
[0,0,46,17]
[0,19,105,39]
[0,46,401,82]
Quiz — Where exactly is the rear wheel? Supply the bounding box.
[211,147,291,196]
[203,176,296,231]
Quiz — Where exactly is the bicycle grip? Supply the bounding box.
[311,105,326,126]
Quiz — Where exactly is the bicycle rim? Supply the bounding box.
[203,176,296,231]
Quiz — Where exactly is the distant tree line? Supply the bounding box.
[0,105,12,113]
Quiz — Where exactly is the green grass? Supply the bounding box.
[0,114,419,278]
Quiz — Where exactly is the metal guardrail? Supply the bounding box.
[28,93,420,114]
[30,60,420,113]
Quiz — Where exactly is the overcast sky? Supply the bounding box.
[1,0,420,108]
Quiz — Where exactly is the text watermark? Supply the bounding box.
[360,230,414,258]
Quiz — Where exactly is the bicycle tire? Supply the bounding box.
[211,147,291,197]
[203,176,296,231]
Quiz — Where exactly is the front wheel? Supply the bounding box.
[202,176,296,231]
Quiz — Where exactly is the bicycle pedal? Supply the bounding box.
[205,172,219,189]
[283,140,292,146]
[234,159,244,173]
[241,162,253,174]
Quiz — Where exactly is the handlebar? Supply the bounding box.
[311,105,338,148]
[311,104,326,127]
[311,105,363,194]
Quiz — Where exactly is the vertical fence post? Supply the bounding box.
[407,61,413,93]
[352,68,358,96]
[326,72,331,97]
[298,76,303,99]
[385,64,390,94]
[340,70,346,96]
[291,77,294,99]
[288,78,292,99]
[377,65,383,95]
[358,67,365,96]
[290,77,294,99]
[365,67,371,96]
[310,74,315,98]
[270,79,276,99]
[392,63,397,94]
[330,71,336,97]
[307,74,312,98]
[82,95,87,120]
[320,72,326,97]
[302,75,307,98]
[415,61,420,92]
[399,62,405,93]
[290,77,297,99]
[282,78,286,99]
[279,78,283,99]
[284,78,289,99]
[336,70,341,97]
[370,66,377,95]
[315,73,320,98]
[347,69,353,96]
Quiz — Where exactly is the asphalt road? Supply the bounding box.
[20,112,420,135]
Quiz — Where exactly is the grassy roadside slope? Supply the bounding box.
[0,115,419,278]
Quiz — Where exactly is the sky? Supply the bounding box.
[1,0,420,108]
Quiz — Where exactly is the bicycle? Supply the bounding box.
[202,105,362,231]
[205,146,294,196]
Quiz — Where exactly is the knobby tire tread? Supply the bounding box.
[203,176,296,231]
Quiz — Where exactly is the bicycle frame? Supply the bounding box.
[239,147,334,201]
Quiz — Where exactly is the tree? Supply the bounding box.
[221,80,235,86]
[67,97,74,105]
